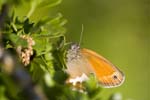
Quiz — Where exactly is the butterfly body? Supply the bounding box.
[66,44,125,88]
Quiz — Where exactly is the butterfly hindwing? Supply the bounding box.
[81,48,125,88]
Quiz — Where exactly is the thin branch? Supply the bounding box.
[0,4,9,30]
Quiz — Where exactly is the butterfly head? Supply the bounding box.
[66,43,81,62]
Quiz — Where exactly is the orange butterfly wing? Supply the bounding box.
[81,48,125,88]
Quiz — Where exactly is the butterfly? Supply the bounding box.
[65,43,125,88]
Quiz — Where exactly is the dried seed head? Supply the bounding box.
[17,35,35,66]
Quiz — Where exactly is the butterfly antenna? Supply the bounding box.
[79,24,84,46]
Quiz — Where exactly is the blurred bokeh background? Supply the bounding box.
[0,0,149,100]
[57,0,149,100]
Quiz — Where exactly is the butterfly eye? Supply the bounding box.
[71,44,80,50]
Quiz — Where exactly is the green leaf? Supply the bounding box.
[30,57,45,81]
[53,70,68,84]
[33,37,48,56]
[84,74,102,99]
[38,0,62,8]
[8,34,28,48]
[23,18,34,34]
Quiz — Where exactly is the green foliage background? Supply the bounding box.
[0,0,149,100]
